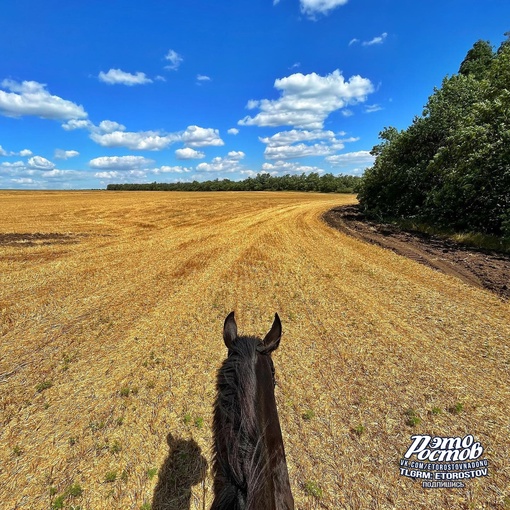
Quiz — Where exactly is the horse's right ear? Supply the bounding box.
[223,311,237,349]
[261,313,282,354]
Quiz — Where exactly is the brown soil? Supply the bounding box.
[0,232,81,247]
[323,204,510,299]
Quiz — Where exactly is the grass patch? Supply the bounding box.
[110,440,122,454]
[104,471,117,483]
[448,402,464,415]
[351,424,365,437]
[35,380,53,393]
[304,480,323,498]
[51,483,83,509]
[147,468,158,480]
[301,409,315,421]
[395,218,510,253]
[405,409,421,427]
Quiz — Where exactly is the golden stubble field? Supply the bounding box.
[1,191,509,510]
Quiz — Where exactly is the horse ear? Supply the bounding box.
[262,313,282,353]
[223,311,237,349]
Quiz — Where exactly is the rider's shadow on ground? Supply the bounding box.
[152,433,208,510]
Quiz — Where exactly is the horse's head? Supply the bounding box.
[223,311,282,388]
[213,311,294,509]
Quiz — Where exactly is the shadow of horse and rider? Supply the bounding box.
[152,312,294,510]
[152,432,208,510]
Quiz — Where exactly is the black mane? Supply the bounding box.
[212,336,263,509]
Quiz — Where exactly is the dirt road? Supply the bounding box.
[1,191,509,509]
[324,204,510,299]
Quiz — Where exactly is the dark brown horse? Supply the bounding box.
[211,312,294,510]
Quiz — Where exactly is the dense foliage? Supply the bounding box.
[358,36,510,239]
[107,172,361,193]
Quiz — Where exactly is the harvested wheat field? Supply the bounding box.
[1,190,509,510]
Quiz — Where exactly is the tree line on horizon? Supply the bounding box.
[358,34,510,240]
[106,172,362,193]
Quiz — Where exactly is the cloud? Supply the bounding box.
[260,129,358,160]
[228,128,239,135]
[362,32,388,46]
[28,156,56,170]
[181,125,224,147]
[350,33,388,47]
[152,166,192,174]
[364,104,383,113]
[62,119,95,131]
[264,142,343,160]
[165,49,183,70]
[90,130,179,151]
[325,150,375,167]
[93,171,122,180]
[54,149,80,160]
[0,80,87,120]
[300,0,349,18]
[238,70,374,129]
[98,120,126,133]
[98,69,153,86]
[1,161,25,169]
[260,129,340,147]
[196,151,245,173]
[0,146,32,157]
[261,160,325,174]
[175,147,205,160]
[196,74,211,82]
[67,118,224,152]
[89,156,155,170]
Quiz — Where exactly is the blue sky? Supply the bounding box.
[0,0,508,189]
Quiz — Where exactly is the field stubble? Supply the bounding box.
[0,191,509,510]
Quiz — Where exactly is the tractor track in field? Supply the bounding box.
[324,204,510,299]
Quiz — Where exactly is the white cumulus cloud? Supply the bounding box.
[152,166,192,174]
[300,0,349,18]
[260,129,358,160]
[98,120,126,133]
[228,128,240,135]
[54,149,80,160]
[28,156,56,170]
[181,125,224,147]
[325,150,375,167]
[62,119,95,131]
[0,80,87,120]
[261,161,325,175]
[89,156,155,170]
[98,69,153,86]
[90,130,179,151]
[196,151,245,173]
[175,148,205,160]
[239,70,374,129]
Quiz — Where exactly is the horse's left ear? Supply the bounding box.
[262,313,282,353]
[223,311,237,349]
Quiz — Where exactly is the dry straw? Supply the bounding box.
[1,191,509,509]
